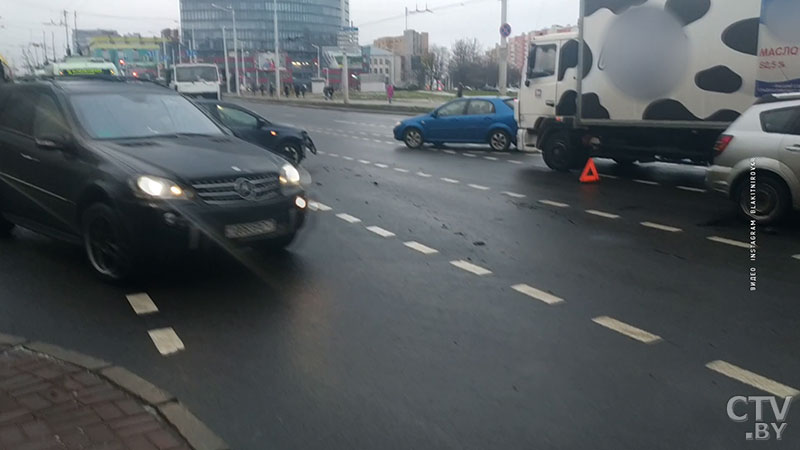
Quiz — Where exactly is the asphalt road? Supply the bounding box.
[1,101,800,449]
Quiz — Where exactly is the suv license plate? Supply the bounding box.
[224,220,277,239]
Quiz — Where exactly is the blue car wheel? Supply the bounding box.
[404,128,424,149]
[489,129,511,152]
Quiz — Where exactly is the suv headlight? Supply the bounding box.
[134,175,186,199]
[279,164,301,186]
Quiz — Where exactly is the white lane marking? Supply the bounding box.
[328,153,340,157]
[383,141,394,145]
[633,179,659,186]
[467,184,490,191]
[450,260,492,276]
[502,191,526,198]
[677,186,707,193]
[373,139,382,143]
[336,213,361,223]
[586,209,620,219]
[444,150,456,155]
[374,163,389,168]
[366,226,396,238]
[147,328,185,356]
[358,159,371,164]
[508,160,523,165]
[404,241,439,255]
[393,167,409,173]
[511,284,564,305]
[599,174,618,179]
[708,236,751,249]
[316,150,326,155]
[706,360,800,398]
[793,255,800,261]
[592,316,662,344]
[342,156,354,161]
[441,177,460,184]
[126,293,158,315]
[483,156,498,161]
[463,153,477,158]
[539,200,570,208]
[640,222,682,233]
[417,172,432,178]
[307,201,332,211]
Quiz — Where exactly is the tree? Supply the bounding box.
[449,38,484,88]
[421,44,449,89]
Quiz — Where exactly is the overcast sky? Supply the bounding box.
[1,0,577,69]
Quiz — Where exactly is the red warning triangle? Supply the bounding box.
[580,158,600,183]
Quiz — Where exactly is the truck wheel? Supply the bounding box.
[404,128,424,149]
[82,203,136,282]
[736,173,791,226]
[0,214,14,238]
[542,131,575,172]
[489,130,511,152]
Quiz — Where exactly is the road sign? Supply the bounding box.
[500,23,512,38]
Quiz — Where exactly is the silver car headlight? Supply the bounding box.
[134,175,186,199]
[279,164,301,186]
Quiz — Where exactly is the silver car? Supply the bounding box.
[706,94,800,225]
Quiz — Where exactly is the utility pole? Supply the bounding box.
[233,8,239,95]
[191,25,197,62]
[222,27,230,93]
[51,32,56,61]
[42,30,48,64]
[73,11,77,55]
[340,2,349,104]
[63,10,70,56]
[311,44,321,79]
[499,0,508,95]
[272,0,280,98]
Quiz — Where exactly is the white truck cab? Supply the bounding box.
[167,64,221,100]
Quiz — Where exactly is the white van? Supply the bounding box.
[168,64,220,100]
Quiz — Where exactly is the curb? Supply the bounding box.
[0,332,230,450]
[227,95,430,116]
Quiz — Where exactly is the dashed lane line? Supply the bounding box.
[328,153,340,157]
[633,179,660,186]
[508,160,523,165]
[444,150,456,155]
[366,226,396,238]
[463,153,477,158]
[374,163,389,168]
[383,141,395,145]
[441,177,460,184]
[793,255,800,261]
[511,284,564,305]
[126,293,158,315]
[308,201,332,211]
[450,260,493,276]
[707,236,751,249]
[148,328,185,356]
[342,156,354,161]
[640,222,683,233]
[393,167,409,173]
[677,186,707,193]
[404,241,439,255]
[373,139,382,143]
[502,191,526,198]
[336,213,362,224]
[538,200,570,208]
[467,184,490,191]
[483,156,498,161]
[316,150,326,155]
[417,172,432,178]
[358,159,371,164]
[592,316,662,344]
[599,174,618,179]
[586,210,620,219]
[706,360,800,398]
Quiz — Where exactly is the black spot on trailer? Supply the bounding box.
[695,66,743,93]
[722,18,760,55]
[585,0,647,16]
[581,93,610,119]
[556,90,577,116]
[664,0,711,26]
[558,40,593,81]
[643,99,700,121]
[705,109,741,122]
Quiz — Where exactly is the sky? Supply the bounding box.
[0,0,577,70]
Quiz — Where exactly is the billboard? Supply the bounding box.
[756,0,800,95]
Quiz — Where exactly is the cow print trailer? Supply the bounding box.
[574,0,763,124]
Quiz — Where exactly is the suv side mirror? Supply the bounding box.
[35,135,71,151]
[430,111,438,118]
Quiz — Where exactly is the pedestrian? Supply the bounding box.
[284,84,290,97]
[269,83,275,97]
[301,84,306,98]
[259,83,265,96]
[386,83,395,104]
[457,82,464,98]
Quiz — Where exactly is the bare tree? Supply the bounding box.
[421,44,449,88]
[449,38,484,88]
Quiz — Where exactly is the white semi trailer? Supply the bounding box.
[517,0,800,171]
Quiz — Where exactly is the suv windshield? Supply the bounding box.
[70,93,224,139]
[175,66,219,82]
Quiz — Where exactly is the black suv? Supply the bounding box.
[0,78,307,280]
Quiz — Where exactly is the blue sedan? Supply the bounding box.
[393,97,518,151]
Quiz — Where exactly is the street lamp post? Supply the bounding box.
[499,0,508,95]
[211,3,240,96]
[311,44,321,79]
[271,0,280,99]
[222,26,230,93]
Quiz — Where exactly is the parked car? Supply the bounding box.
[706,93,800,225]
[0,78,307,281]
[393,97,518,151]
[197,100,316,165]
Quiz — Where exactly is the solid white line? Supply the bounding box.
[511,284,564,305]
[126,293,158,315]
[366,226,396,238]
[147,328,185,356]
[592,316,662,344]
[374,163,389,168]
[483,156,498,161]
[539,200,570,208]
[706,360,800,398]
[393,167,409,173]
[307,201,332,211]
[586,209,620,219]
[358,159,371,164]
[502,191,526,198]
[417,171,432,177]
[404,241,439,255]
[640,222,682,233]
[633,179,659,186]
[450,260,492,276]
[342,156,354,161]
[444,150,456,154]
[707,236,751,249]
[677,186,707,193]
[508,160,523,165]
[467,184,490,191]
[441,177,460,184]
[599,174,618,179]
[336,213,361,223]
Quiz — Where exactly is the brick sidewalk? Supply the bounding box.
[0,345,190,450]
